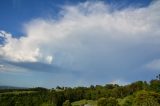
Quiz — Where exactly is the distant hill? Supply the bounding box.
[0,85,27,89]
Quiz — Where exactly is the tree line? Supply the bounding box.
[0,79,160,106]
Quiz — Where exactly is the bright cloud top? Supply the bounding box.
[0,1,160,73]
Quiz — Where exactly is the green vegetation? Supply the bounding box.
[1,78,160,106]
[0,91,37,95]
[72,99,97,106]
[97,97,119,106]
[63,100,71,106]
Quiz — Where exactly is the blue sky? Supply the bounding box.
[0,0,151,36]
[0,0,160,88]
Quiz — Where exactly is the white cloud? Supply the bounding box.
[0,64,4,69]
[0,63,27,72]
[46,56,53,64]
[0,1,160,76]
[0,31,5,37]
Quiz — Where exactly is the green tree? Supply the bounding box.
[62,100,71,106]
[97,97,119,106]
[133,90,160,106]
[150,80,160,92]
[106,97,119,106]
[120,96,133,106]
[97,97,107,106]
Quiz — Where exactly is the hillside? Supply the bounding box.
[0,85,27,89]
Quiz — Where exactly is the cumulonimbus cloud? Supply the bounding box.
[0,1,160,75]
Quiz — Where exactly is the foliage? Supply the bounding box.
[133,90,160,106]
[97,97,107,106]
[0,79,160,106]
[118,96,133,106]
[150,80,160,92]
[63,100,71,106]
[72,99,97,106]
[97,97,119,106]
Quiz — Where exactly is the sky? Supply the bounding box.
[0,0,160,88]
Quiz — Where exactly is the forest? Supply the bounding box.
[0,78,160,106]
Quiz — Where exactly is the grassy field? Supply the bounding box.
[72,99,97,106]
[0,91,37,95]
